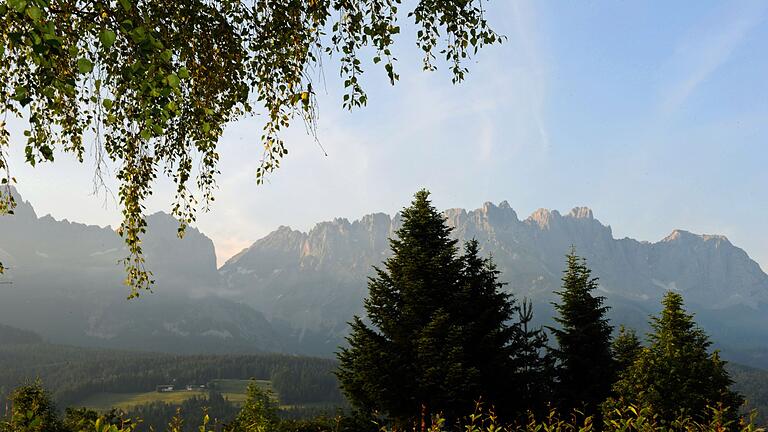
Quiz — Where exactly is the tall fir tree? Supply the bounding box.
[611,325,642,380]
[448,240,523,418]
[512,299,556,417]
[336,191,526,428]
[610,292,743,424]
[549,249,614,421]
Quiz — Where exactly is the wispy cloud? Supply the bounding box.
[509,0,550,151]
[661,1,766,113]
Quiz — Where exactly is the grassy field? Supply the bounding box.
[77,379,269,412]
[209,378,272,395]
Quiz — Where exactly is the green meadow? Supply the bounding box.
[76,379,270,412]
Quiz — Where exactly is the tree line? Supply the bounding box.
[336,190,745,430]
[0,347,343,409]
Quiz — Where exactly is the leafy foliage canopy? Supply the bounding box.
[0,0,500,293]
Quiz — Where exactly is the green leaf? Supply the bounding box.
[25,5,41,20]
[130,27,147,43]
[40,145,53,160]
[166,73,179,88]
[118,0,131,12]
[102,98,113,110]
[99,30,116,49]
[77,58,94,74]
[12,86,27,100]
[8,0,27,13]
[177,67,190,79]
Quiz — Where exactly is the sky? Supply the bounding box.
[4,0,768,270]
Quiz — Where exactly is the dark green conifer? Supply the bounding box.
[336,191,527,428]
[611,325,642,379]
[611,292,743,424]
[512,299,555,416]
[549,249,614,420]
[449,240,520,418]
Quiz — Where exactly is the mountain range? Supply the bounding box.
[0,189,282,354]
[2,189,767,367]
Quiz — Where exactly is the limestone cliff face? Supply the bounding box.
[220,201,768,353]
[443,204,768,309]
[220,213,396,341]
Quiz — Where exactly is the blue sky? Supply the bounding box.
[6,0,768,269]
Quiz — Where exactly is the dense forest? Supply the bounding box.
[0,342,344,410]
[2,338,767,429]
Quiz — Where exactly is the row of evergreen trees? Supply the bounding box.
[336,190,743,429]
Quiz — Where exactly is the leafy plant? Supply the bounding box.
[0,0,502,295]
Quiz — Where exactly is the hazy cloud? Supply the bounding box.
[661,1,766,113]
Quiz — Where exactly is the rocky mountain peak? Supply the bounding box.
[477,201,519,221]
[482,201,496,212]
[358,212,391,228]
[261,225,305,243]
[526,208,562,229]
[662,229,731,245]
[568,206,594,219]
[4,186,37,219]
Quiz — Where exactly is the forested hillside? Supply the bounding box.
[730,363,768,424]
[0,341,344,411]
[3,336,766,425]
[0,323,42,345]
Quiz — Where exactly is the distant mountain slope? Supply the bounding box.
[0,323,43,345]
[220,202,768,361]
[0,188,283,354]
[728,363,768,424]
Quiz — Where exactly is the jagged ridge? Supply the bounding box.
[220,201,768,356]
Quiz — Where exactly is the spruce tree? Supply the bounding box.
[611,292,743,424]
[336,191,522,428]
[549,250,614,420]
[611,325,642,379]
[512,299,555,416]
